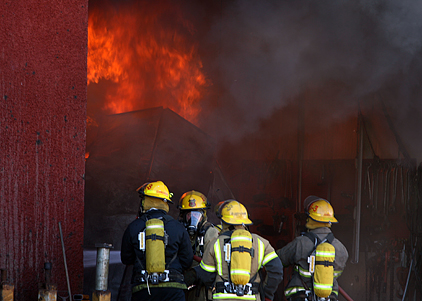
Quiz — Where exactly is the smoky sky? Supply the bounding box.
[198,0,422,145]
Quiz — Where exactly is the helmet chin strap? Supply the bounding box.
[306,218,331,229]
[138,196,145,216]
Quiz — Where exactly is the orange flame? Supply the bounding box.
[88,2,209,124]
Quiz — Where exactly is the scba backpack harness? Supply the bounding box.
[134,214,184,294]
[215,229,261,297]
[302,232,336,300]
[195,222,214,257]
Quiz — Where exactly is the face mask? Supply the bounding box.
[185,210,203,236]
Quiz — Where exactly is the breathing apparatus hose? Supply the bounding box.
[193,255,202,263]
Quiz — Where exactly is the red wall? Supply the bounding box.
[0,1,88,298]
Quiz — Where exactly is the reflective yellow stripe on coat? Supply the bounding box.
[214,238,223,276]
[257,238,265,268]
[284,286,307,297]
[200,260,216,273]
[262,251,278,266]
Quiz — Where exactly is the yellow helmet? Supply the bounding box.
[178,190,210,210]
[214,201,226,216]
[136,181,173,203]
[218,200,253,226]
[307,198,338,223]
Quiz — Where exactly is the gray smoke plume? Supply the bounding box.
[88,0,422,161]
[200,0,422,152]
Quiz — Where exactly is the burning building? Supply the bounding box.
[2,0,422,300]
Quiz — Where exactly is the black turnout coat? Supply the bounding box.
[121,209,193,301]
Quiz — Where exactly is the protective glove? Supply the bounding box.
[183,268,197,287]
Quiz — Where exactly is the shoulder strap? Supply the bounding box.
[220,230,234,237]
[302,231,320,247]
[302,231,335,246]
[202,221,213,230]
[198,221,213,237]
[161,214,174,223]
[325,232,334,244]
[138,214,148,222]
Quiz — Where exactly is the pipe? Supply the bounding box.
[296,96,305,237]
[402,238,417,301]
[59,222,72,301]
[38,262,58,300]
[116,264,128,301]
[352,112,363,263]
[339,286,354,301]
[44,262,52,286]
[95,243,113,291]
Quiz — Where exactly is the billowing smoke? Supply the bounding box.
[199,0,422,153]
[88,0,422,160]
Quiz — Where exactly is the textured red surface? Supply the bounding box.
[0,0,88,299]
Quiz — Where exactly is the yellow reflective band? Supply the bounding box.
[146,225,164,229]
[231,236,252,243]
[230,269,251,276]
[200,261,216,272]
[334,270,343,278]
[284,286,306,297]
[314,283,333,289]
[258,239,265,268]
[214,239,223,276]
[213,293,256,300]
[262,251,278,266]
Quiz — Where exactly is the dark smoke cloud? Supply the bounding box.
[88,0,422,161]
[199,0,422,150]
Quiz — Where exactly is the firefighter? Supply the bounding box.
[178,190,219,301]
[276,196,349,301]
[184,200,283,301]
[120,181,194,301]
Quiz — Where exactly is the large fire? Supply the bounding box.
[87,2,209,124]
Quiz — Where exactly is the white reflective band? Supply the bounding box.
[138,232,145,251]
[258,239,265,268]
[213,293,256,300]
[230,269,251,276]
[284,287,307,297]
[214,239,223,276]
[295,265,312,277]
[314,283,333,289]
[146,225,164,229]
[262,251,278,266]
[224,243,231,262]
[308,255,315,273]
[200,261,216,272]
[316,250,335,256]
[231,236,252,242]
